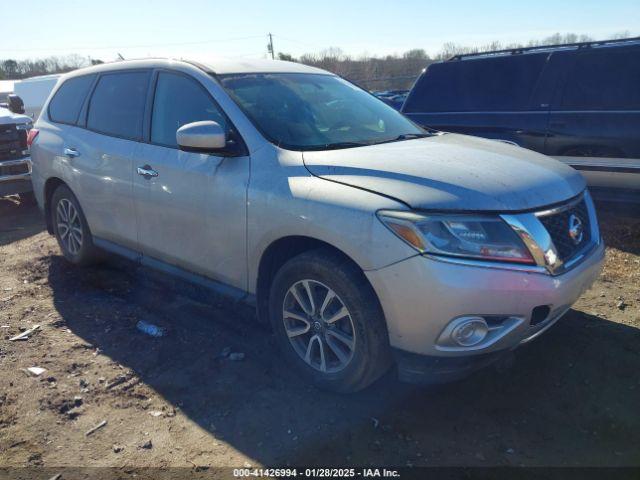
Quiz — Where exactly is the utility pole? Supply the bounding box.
[267,33,275,60]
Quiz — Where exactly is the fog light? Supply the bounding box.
[451,317,488,347]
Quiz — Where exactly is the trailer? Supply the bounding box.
[13,74,60,119]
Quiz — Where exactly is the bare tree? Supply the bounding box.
[0,55,96,79]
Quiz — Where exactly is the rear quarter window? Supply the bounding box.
[404,54,548,113]
[48,75,95,124]
[561,47,640,110]
[87,71,150,140]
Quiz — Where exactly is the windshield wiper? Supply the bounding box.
[313,141,372,151]
[370,132,435,146]
[393,133,433,140]
[306,133,435,151]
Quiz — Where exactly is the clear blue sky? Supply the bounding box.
[3,0,638,61]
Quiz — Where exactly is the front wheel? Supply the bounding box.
[269,249,392,393]
[51,185,99,266]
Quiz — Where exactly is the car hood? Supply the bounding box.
[302,133,586,211]
[0,107,31,126]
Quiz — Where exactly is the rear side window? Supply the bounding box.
[151,72,227,148]
[404,54,547,113]
[87,71,150,140]
[561,48,640,110]
[48,75,95,124]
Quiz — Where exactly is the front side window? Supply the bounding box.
[561,48,640,110]
[48,74,95,124]
[219,73,425,150]
[87,71,150,140]
[151,72,227,148]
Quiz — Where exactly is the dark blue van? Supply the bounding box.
[402,38,640,200]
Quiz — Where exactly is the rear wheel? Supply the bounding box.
[51,185,99,266]
[269,249,392,392]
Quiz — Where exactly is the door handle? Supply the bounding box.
[63,147,80,158]
[137,165,159,178]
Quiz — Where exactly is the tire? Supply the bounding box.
[18,191,36,205]
[51,185,99,266]
[269,248,392,393]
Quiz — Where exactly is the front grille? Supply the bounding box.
[538,198,591,262]
[0,124,28,161]
[0,162,29,176]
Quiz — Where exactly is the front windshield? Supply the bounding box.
[218,73,426,150]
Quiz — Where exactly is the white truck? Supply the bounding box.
[0,74,58,202]
[0,96,34,202]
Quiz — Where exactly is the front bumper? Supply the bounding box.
[0,157,32,196]
[391,348,513,384]
[366,240,605,382]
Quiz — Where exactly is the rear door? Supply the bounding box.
[33,74,96,204]
[72,70,151,250]
[133,70,250,290]
[402,54,551,152]
[546,45,640,191]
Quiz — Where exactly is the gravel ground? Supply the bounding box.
[0,196,639,469]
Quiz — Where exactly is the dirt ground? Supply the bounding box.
[0,196,639,469]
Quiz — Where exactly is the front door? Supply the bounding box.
[133,71,250,290]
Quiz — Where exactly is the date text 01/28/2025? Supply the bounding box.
[232,468,401,478]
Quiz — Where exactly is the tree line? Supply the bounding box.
[0,55,104,80]
[1,32,632,90]
[285,32,632,90]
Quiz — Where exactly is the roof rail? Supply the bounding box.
[448,36,640,61]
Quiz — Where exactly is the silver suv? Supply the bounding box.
[30,59,604,392]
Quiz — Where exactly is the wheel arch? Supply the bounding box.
[43,177,69,234]
[255,236,382,326]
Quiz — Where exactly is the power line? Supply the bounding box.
[0,32,322,58]
[0,35,266,53]
[229,52,269,58]
[273,35,325,50]
[0,32,310,61]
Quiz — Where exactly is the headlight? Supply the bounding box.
[377,210,534,264]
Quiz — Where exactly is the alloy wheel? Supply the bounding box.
[282,279,356,373]
[56,198,83,255]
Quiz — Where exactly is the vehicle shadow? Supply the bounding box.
[594,202,640,256]
[46,254,640,466]
[0,196,45,246]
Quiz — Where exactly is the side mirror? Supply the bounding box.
[176,121,226,153]
[7,94,25,115]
